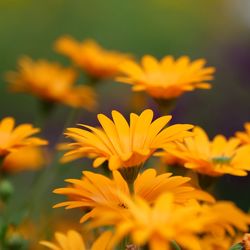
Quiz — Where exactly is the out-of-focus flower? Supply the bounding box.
[236,122,250,145]
[199,235,236,250]
[2,147,45,173]
[200,201,250,237]
[53,168,214,223]
[88,193,211,250]
[156,150,184,166]
[55,36,130,79]
[0,117,47,157]
[40,230,112,250]
[62,109,193,170]
[5,57,96,109]
[166,126,250,176]
[117,55,215,99]
[88,194,250,250]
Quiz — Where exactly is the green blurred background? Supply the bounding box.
[1,0,250,211]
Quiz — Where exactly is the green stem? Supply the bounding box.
[154,98,177,115]
[198,173,218,192]
[171,240,181,250]
[119,166,142,194]
[19,108,80,218]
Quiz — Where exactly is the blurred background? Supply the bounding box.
[0,0,250,212]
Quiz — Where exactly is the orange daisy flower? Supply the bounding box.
[2,147,45,173]
[0,117,47,157]
[55,36,130,79]
[5,57,96,109]
[235,122,250,145]
[166,126,250,176]
[53,168,214,223]
[87,194,250,250]
[40,230,112,250]
[117,55,215,99]
[62,109,193,170]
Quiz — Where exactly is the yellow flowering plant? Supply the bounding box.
[0,33,249,250]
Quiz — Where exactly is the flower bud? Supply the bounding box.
[0,179,14,202]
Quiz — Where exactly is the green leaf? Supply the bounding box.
[229,243,244,250]
[171,240,181,250]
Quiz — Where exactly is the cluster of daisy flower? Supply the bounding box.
[0,36,250,250]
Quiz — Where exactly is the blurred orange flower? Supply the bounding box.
[2,147,45,173]
[5,57,96,109]
[0,117,47,157]
[62,109,193,170]
[40,230,112,250]
[117,55,215,99]
[166,126,250,176]
[235,122,250,145]
[55,36,130,79]
[87,194,250,250]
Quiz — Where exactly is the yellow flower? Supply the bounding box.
[200,201,250,237]
[198,235,234,250]
[5,57,96,109]
[117,55,215,99]
[62,109,193,170]
[88,194,250,250]
[40,230,112,250]
[53,168,214,223]
[0,117,47,157]
[236,122,250,145]
[2,147,45,173]
[55,36,130,79]
[166,126,250,176]
[89,193,210,250]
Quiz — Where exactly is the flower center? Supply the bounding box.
[212,156,231,164]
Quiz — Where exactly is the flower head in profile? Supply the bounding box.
[53,168,214,223]
[62,109,193,170]
[2,147,45,173]
[5,57,96,109]
[40,229,112,250]
[166,126,250,176]
[55,36,130,79]
[0,117,47,157]
[236,122,250,145]
[117,55,215,99]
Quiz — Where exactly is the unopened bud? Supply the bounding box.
[0,179,14,202]
[6,233,28,250]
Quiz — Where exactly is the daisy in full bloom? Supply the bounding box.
[53,168,214,223]
[235,122,250,145]
[61,109,193,170]
[0,117,47,157]
[2,147,45,173]
[55,36,130,79]
[165,126,250,176]
[88,193,212,250]
[88,194,250,250]
[116,55,215,99]
[40,230,112,250]
[5,57,96,109]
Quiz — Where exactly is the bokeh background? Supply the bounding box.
[0,0,250,213]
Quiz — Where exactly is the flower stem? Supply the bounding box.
[171,240,181,250]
